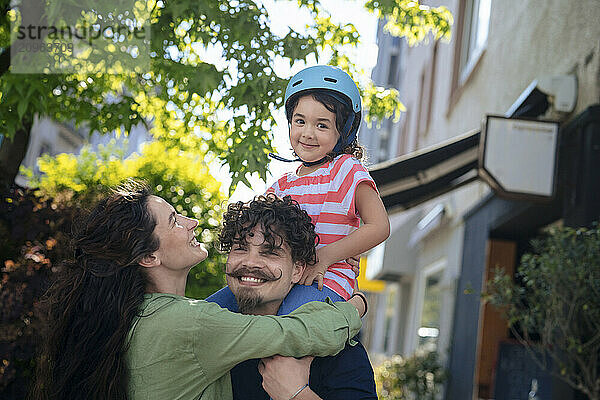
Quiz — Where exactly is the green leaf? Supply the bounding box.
[1,0,455,194]
[17,98,27,120]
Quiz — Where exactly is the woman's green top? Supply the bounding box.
[126,293,361,400]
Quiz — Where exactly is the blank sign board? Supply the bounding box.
[480,116,559,199]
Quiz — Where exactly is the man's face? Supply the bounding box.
[225,225,304,315]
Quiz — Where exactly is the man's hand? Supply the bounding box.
[258,355,317,400]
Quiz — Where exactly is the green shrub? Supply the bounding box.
[487,225,600,400]
[375,349,447,400]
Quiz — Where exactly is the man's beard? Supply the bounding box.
[234,287,264,314]
[226,266,283,314]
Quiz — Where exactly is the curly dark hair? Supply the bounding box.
[285,89,364,161]
[219,194,318,266]
[30,180,159,400]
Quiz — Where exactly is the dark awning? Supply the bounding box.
[369,130,481,212]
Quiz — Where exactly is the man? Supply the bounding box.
[207,194,378,400]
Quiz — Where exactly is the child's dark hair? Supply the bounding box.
[286,89,364,161]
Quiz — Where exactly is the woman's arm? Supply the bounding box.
[193,298,363,385]
[299,182,390,289]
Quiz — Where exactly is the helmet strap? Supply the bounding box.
[267,152,330,167]
[269,121,330,167]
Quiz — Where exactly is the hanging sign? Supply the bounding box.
[479,115,559,200]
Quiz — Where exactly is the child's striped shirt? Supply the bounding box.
[268,154,377,300]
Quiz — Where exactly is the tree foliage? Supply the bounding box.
[365,0,453,45]
[23,139,228,298]
[486,225,600,400]
[0,0,452,189]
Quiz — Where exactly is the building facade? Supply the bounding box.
[360,1,600,399]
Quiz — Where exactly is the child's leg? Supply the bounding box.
[277,282,345,316]
[205,286,239,312]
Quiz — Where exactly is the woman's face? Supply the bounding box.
[146,196,208,271]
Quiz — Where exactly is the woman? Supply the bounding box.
[31,180,366,400]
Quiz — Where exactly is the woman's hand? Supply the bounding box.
[348,291,368,317]
[258,355,317,400]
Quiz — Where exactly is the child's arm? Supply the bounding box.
[299,182,390,289]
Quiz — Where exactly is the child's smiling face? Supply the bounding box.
[289,95,340,163]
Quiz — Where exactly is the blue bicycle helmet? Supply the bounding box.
[269,66,362,166]
[284,65,361,155]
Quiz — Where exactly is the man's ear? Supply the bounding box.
[291,261,306,283]
[138,253,160,269]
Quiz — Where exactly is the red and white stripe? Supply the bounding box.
[268,154,377,300]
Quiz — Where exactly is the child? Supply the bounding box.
[209,65,390,314]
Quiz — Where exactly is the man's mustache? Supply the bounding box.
[226,266,283,282]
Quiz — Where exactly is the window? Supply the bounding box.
[416,69,427,139]
[378,122,392,162]
[386,34,403,88]
[387,54,399,86]
[415,41,438,140]
[383,283,400,353]
[411,260,445,352]
[459,0,491,83]
[418,270,443,349]
[397,109,410,155]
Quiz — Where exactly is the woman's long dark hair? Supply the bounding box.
[30,180,160,400]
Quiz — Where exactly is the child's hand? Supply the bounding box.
[346,255,361,276]
[298,260,329,290]
[300,256,359,287]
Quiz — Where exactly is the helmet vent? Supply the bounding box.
[323,77,337,83]
[292,80,303,87]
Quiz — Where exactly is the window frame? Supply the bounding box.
[408,258,446,353]
[459,0,491,84]
[448,0,492,114]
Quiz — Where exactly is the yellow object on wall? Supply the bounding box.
[356,257,386,293]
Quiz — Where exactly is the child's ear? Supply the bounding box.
[291,261,306,283]
[138,253,160,269]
